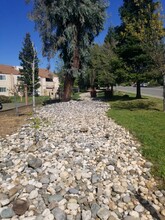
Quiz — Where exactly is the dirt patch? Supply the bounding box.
[0,106,33,138]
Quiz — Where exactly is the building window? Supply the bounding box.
[46,78,53,82]
[0,87,6,92]
[0,75,6,80]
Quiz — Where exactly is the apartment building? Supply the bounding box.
[0,64,59,97]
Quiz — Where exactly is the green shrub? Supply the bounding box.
[112,100,155,110]
[148,80,160,87]
[0,95,12,103]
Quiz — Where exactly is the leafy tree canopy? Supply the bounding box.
[28,0,107,100]
[119,0,165,42]
[29,0,107,72]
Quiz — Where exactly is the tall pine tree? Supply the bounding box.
[28,0,107,101]
[120,0,165,110]
[19,33,40,95]
[117,0,165,99]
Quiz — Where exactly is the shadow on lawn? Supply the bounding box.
[93,92,160,111]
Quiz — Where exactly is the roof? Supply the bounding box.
[39,68,57,78]
[0,64,57,79]
[0,64,20,75]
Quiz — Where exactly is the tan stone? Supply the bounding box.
[9,185,22,198]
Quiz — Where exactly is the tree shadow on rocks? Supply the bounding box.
[135,190,162,220]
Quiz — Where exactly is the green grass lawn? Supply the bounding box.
[105,92,165,187]
[10,95,50,105]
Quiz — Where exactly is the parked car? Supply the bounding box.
[0,102,3,110]
[140,83,148,87]
[132,82,148,87]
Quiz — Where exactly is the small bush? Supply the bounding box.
[148,80,160,87]
[112,100,155,110]
[0,95,12,103]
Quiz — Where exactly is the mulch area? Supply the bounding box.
[0,106,33,138]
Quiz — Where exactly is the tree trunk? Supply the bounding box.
[90,86,96,98]
[62,74,75,101]
[136,81,141,99]
[110,85,114,96]
[163,74,165,112]
[62,31,80,101]
[73,47,80,70]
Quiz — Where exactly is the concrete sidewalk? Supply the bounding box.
[0,102,32,111]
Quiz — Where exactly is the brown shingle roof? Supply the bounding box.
[0,64,20,75]
[0,65,57,79]
[39,68,56,78]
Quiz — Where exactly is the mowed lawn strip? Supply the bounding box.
[106,92,165,185]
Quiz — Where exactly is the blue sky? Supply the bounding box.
[0,0,164,72]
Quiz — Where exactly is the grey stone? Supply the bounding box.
[145,162,153,168]
[124,217,140,220]
[82,210,92,220]
[0,162,5,169]
[40,176,50,184]
[38,196,47,213]
[91,174,100,184]
[6,160,14,167]
[91,203,100,218]
[35,215,44,220]
[134,204,144,213]
[26,184,36,193]
[0,193,10,206]
[108,215,119,220]
[107,165,115,171]
[123,195,131,203]
[0,207,15,218]
[52,207,67,220]
[108,159,117,166]
[48,194,63,203]
[67,215,75,220]
[155,190,163,198]
[55,185,62,193]
[68,188,79,194]
[113,185,126,193]
[75,213,81,220]
[158,196,165,203]
[0,193,8,200]
[29,189,38,199]
[97,207,111,220]
[27,155,42,169]
[127,184,135,192]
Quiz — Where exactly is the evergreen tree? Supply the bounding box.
[104,26,118,49]
[28,0,107,101]
[104,26,127,89]
[19,33,40,95]
[120,0,165,110]
[117,34,152,98]
[117,0,164,99]
[87,44,102,88]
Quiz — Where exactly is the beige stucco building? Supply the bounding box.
[0,64,59,97]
